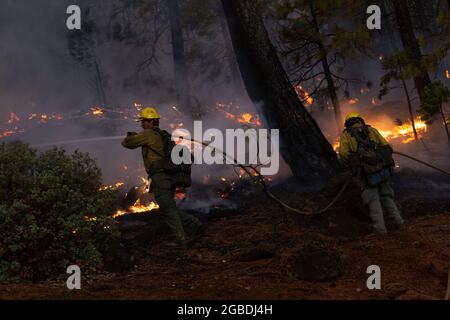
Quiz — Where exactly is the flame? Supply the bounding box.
[113,199,159,218]
[333,116,428,152]
[28,113,63,123]
[99,181,125,191]
[446,69,450,79]
[90,107,105,117]
[224,111,262,126]
[216,102,262,126]
[295,85,314,105]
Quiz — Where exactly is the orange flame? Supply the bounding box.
[295,85,314,105]
[113,199,159,219]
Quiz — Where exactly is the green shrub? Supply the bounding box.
[0,142,118,281]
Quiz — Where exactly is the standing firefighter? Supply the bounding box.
[339,112,405,234]
[122,107,202,246]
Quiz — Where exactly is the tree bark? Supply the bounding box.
[392,0,431,102]
[167,0,193,116]
[221,0,340,182]
[217,3,245,96]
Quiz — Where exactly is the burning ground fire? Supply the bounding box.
[113,199,159,219]
[216,102,262,127]
[105,177,161,219]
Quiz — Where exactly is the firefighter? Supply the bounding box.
[339,112,405,234]
[121,107,202,246]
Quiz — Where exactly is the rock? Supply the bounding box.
[284,245,343,282]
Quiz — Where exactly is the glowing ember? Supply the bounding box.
[348,98,359,105]
[28,113,63,123]
[99,181,125,191]
[446,69,450,79]
[90,107,105,117]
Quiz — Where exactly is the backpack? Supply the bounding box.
[346,125,395,185]
[147,127,192,188]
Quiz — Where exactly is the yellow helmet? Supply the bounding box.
[138,107,160,120]
[345,112,361,122]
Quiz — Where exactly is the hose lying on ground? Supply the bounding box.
[190,139,353,215]
[393,151,450,177]
[32,136,450,215]
[191,140,450,215]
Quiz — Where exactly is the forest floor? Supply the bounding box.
[1,173,450,300]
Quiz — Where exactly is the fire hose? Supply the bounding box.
[191,139,450,215]
[31,137,450,215]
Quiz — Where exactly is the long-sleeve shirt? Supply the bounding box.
[121,129,165,173]
[339,124,390,162]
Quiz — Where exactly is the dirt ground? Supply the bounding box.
[1,178,449,300]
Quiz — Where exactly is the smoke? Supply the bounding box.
[1,0,448,209]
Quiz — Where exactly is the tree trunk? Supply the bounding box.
[167,0,193,116]
[392,0,431,102]
[217,3,245,96]
[309,3,342,133]
[400,76,418,140]
[221,0,340,182]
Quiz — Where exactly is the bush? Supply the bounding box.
[0,142,118,281]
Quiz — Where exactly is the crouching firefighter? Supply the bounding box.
[122,107,203,246]
[339,112,405,234]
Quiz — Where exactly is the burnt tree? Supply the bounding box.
[167,0,193,116]
[221,0,340,182]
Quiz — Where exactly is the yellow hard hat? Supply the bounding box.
[345,112,361,122]
[138,107,160,120]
